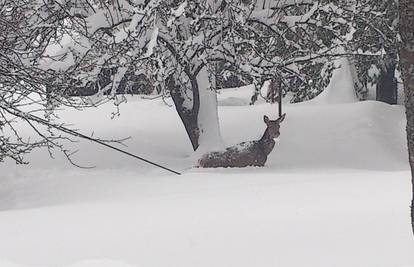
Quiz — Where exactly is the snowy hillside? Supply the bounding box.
[1,87,414,267]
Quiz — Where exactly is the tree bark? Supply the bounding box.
[167,75,200,151]
[167,68,223,152]
[376,61,398,105]
[399,0,414,235]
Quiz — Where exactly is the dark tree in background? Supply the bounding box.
[399,0,414,234]
[350,0,399,104]
[249,0,399,104]
[376,57,398,105]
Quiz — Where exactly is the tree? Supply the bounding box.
[2,0,400,164]
[350,0,399,104]
[0,0,329,162]
[0,0,131,164]
[0,0,83,163]
[253,0,399,104]
[399,0,414,234]
[35,0,354,152]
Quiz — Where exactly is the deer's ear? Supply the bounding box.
[264,115,270,124]
[278,113,286,123]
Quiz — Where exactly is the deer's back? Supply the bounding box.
[198,141,268,168]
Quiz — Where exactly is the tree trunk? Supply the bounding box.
[399,0,414,235]
[167,68,223,152]
[376,59,398,105]
[195,67,224,153]
[167,75,200,151]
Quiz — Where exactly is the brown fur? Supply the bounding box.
[198,114,285,168]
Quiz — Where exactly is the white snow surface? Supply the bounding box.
[1,83,414,267]
[310,57,359,104]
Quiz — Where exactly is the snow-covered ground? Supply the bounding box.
[1,86,414,267]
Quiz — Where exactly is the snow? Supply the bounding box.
[144,27,159,58]
[282,2,318,28]
[1,79,414,266]
[167,1,188,27]
[217,83,274,106]
[0,169,413,267]
[366,64,380,100]
[0,259,137,267]
[394,68,405,105]
[195,67,224,154]
[217,84,257,106]
[310,57,358,104]
[172,1,187,17]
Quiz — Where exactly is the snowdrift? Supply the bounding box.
[1,88,413,267]
[309,57,358,104]
[3,95,407,173]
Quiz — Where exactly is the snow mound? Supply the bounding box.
[66,260,138,267]
[2,95,407,174]
[218,85,254,106]
[218,96,251,106]
[218,84,267,106]
[0,94,412,267]
[218,100,407,171]
[0,259,138,267]
[310,57,358,104]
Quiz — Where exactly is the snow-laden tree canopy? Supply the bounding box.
[0,0,399,162]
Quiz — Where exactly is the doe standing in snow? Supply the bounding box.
[198,113,286,168]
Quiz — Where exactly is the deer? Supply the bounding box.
[198,113,286,168]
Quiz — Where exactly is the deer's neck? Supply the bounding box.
[260,128,273,142]
[259,131,276,155]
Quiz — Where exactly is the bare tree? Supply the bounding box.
[0,1,79,163]
[0,0,126,164]
[43,0,356,151]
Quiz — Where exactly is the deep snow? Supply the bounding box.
[1,85,414,267]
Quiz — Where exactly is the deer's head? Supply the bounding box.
[263,113,286,140]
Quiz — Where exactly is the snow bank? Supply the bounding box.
[220,100,407,171]
[1,83,412,267]
[0,259,138,267]
[2,89,407,173]
[217,83,280,107]
[217,84,257,106]
[309,57,358,104]
[0,170,413,267]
